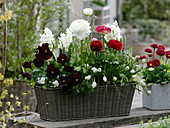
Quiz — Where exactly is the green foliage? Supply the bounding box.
[122,0,170,21]
[140,115,170,128]
[143,64,170,85]
[0,0,69,79]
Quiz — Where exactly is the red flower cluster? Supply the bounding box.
[108,39,123,51]
[147,59,160,68]
[95,25,111,34]
[90,40,104,52]
[145,48,152,53]
[139,56,147,60]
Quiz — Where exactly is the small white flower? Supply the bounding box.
[92,38,98,41]
[85,75,91,80]
[97,68,102,72]
[53,80,59,87]
[113,76,117,81]
[70,19,91,40]
[147,90,152,95]
[140,81,146,86]
[91,67,98,73]
[10,94,14,98]
[84,64,89,67]
[83,8,93,16]
[37,77,45,84]
[103,76,107,82]
[142,59,147,63]
[92,81,97,88]
[149,67,154,71]
[132,75,136,79]
[135,55,140,59]
[125,66,130,70]
[130,69,135,73]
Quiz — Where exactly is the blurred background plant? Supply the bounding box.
[122,0,170,44]
[0,0,70,79]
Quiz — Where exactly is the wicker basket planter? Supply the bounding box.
[143,83,170,110]
[35,83,135,121]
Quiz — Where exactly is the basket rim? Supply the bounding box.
[35,83,134,91]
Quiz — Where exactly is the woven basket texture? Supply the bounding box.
[35,83,135,121]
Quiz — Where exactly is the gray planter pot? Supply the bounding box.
[143,83,170,110]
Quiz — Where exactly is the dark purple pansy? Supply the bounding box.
[33,58,44,67]
[46,64,60,79]
[36,43,53,60]
[72,72,82,85]
[57,54,69,64]
[64,65,74,72]
[22,72,32,80]
[22,61,32,68]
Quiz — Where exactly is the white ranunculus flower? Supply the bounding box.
[85,75,91,80]
[37,77,45,84]
[70,19,91,40]
[113,76,117,81]
[130,69,135,73]
[103,76,107,82]
[83,8,93,16]
[149,67,154,71]
[97,68,102,72]
[40,28,55,48]
[58,28,72,51]
[92,81,97,88]
[53,80,59,87]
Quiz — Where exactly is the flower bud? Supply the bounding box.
[92,81,97,88]
[85,75,91,80]
[130,69,135,73]
[147,90,151,95]
[97,68,102,72]
[148,67,154,71]
[83,8,93,16]
[103,76,107,82]
[113,76,117,81]
[125,66,129,71]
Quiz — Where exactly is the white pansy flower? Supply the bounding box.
[149,67,154,71]
[97,68,102,72]
[83,8,93,16]
[40,28,55,48]
[92,81,97,88]
[147,90,152,95]
[130,69,135,73]
[85,75,91,80]
[70,19,91,40]
[53,80,59,87]
[113,76,117,81]
[103,76,107,82]
[58,28,72,51]
[37,77,45,84]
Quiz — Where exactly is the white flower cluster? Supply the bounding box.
[70,19,91,40]
[40,28,55,48]
[91,67,102,73]
[58,28,73,51]
[104,21,122,41]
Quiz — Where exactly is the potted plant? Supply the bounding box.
[22,8,148,121]
[141,44,170,110]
